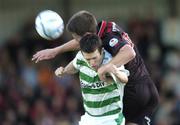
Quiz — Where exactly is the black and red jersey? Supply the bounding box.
[97,21,150,83]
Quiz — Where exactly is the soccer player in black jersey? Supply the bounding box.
[32,10,159,125]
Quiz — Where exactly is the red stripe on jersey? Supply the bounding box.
[98,20,107,38]
[121,32,134,47]
[107,22,112,33]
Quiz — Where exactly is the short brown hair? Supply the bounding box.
[80,33,102,53]
[66,10,97,36]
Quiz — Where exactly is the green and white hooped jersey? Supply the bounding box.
[73,50,129,117]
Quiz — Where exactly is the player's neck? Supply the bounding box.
[99,51,104,68]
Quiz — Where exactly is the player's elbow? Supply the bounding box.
[121,44,136,61]
[121,77,128,84]
[128,46,136,60]
[131,49,136,59]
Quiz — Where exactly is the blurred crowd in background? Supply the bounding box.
[0,0,180,125]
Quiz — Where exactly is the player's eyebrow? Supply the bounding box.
[85,56,97,60]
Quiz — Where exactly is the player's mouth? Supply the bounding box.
[91,65,98,69]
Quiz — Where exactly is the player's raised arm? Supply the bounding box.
[64,61,78,74]
[55,60,78,77]
[98,34,136,81]
[32,39,80,63]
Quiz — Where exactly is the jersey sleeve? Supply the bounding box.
[103,33,128,56]
[72,51,82,70]
[103,22,133,56]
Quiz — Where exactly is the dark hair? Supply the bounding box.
[66,10,97,36]
[80,33,102,53]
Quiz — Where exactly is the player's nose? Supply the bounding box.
[89,60,96,66]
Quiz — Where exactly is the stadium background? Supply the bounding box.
[0,0,180,125]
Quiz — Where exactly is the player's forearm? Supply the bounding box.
[63,61,78,75]
[109,45,136,67]
[114,71,128,83]
[54,39,80,54]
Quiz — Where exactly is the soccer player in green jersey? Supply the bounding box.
[55,33,129,125]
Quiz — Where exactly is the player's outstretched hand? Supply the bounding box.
[32,48,58,63]
[55,67,64,77]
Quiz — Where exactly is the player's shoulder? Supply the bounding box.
[75,51,84,60]
[73,51,87,68]
[97,20,124,36]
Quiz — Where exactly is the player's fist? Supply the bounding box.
[55,67,64,77]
